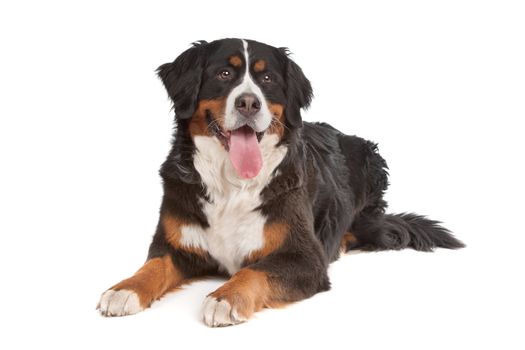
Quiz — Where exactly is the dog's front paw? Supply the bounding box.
[201,296,248,327]
[97,289,144,317]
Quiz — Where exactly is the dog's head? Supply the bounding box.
[157,38,312,179]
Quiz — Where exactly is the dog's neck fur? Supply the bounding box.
[188,133,287,274]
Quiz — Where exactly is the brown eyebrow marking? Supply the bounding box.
[229,55,242,67]
[254,59,266,72]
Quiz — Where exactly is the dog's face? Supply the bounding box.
[157,39,312,179]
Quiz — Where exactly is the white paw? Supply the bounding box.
[202,296,247,327]
[97,289,143,317]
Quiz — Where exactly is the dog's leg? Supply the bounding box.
[97,255,182,317]
[98,209,218,317]
[202,252,330,327]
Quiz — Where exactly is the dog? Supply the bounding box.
[97,38,464,327]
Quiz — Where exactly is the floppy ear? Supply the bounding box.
[157,41,207,120]
[283,51,313,128]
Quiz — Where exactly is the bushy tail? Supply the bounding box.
[348,212,465,252]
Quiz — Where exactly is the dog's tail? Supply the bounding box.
[345,212,465,252]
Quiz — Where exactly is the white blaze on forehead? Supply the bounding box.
[223,39,272,132]
[242,39,250,76]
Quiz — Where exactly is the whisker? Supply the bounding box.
[270,115,289,132]
[205,116,226,134]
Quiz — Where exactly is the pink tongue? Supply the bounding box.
[228,126,263,179]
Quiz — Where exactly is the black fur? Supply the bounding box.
[151,38,464,301]
[279,48,313,128]
[157,41,208,120]
[350,213,465,251]
[151,38,464,309]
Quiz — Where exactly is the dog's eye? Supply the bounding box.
[261,74,272,83]
[217,69,233,81]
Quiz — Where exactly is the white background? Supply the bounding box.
[1,0,524,349]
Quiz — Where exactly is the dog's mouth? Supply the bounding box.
[206,112,265,179]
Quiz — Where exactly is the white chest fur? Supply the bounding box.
[185,134,287,275]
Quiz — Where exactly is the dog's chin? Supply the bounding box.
[208,120,267,179]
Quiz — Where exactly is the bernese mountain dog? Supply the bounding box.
[97,38,464,327]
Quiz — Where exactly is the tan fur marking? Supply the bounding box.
[229,55,242,67]
[253,59,266,72]
[340,231,358,253]
[109,256,183,308]
[246,222,288,264]
[209,269,284,320]
[162,213,208,257]
[189,98,226,138]
[267,102,285,138]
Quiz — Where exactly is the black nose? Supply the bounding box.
[235,93,261,117]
